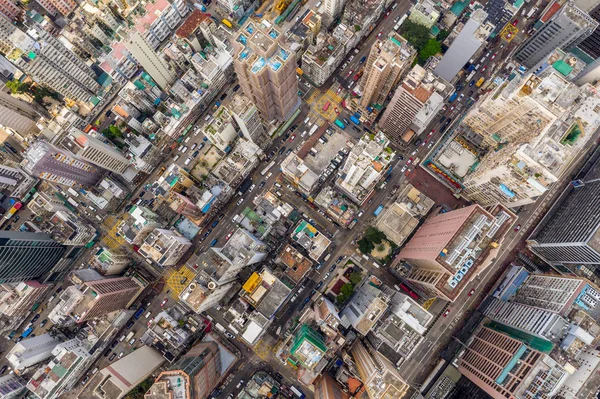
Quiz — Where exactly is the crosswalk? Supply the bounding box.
[165,266,196,298]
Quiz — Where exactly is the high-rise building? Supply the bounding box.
[349,340,410,399]
[378,65,444,146]
[483,297,568,341]
[168,341,222,399]
[527,170,600,270]
[289,324,328,370]
[433,9,490,82]
[340,283,391,335]
[511,274,590,314]
[48,276,143,324]
[60,128,131,175]
[233,21,300,122]
[27,192,69,216]
[228,93,270,149]
[400,204,516,301]
[515,3,597,69]
[359,32,416,111]
[409,0,441,28]
[79,346,164,399]
[90,247,130,276]
[575,0,600,59]
[125,32,177,90]
[0,91,44,137]
[46,211,96,246]
[22,141,104,187]
[324,0,345,20]
[457,326,567,399]
[0,374,26,399]
[314,373,349,399]
[0,232,67,283]
[7,334,60,371]
[3,23,100,102]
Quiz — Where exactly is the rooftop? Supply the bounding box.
[279,244,313,283]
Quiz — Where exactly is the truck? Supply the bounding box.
[193,3,206,11]
[215,323,226,333]
[308,125,319,136]
[466,70,476,82]
[67,197,78,208]
[476,77,485,87]
[21,327,33,339]
[349,115,361,125]
[125,331,135,341]
[290,386,306,399]
[67,188,79,197]
[221,19,233,29]
[448,92,458,103]
[466,64,475,72]
[374,204,384,216]
[237,178,252,195]
[359,56,367,63]
[334,119,346,129]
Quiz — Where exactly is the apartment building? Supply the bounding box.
[340,283,391,335]
[0,0,20,20]
[139,228,192,267]
[36,0,76,16]
[512,275,591,315]
[515,2,597,69]
[335,131,395,205]
[0,374,26,399]
[401,204,516,301]
[314,373,349,399]
[233,21,300,122]
[0,281,50,318]
[302,32,347,87]
[125,32,177,90]
[0,164,37,199]
[27,338,93,399]
[409,0,441,28]
[349,340,410,399]
[21,141,104,188]
[289,324,328,371]
[228,94,270,149]
[359,32,416,112]
[0,91,44,137]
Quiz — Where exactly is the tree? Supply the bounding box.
[418,39,442,64]
[363,227,386,245]
[348,272,362,285]
[399,19,431,51]
[358,237,374,254]
[6,79,31,95]
[437,29,450,42]
[337,283,355,304]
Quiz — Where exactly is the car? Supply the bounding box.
[236,380,245,389]
[148,317,155,327]
[337,256,344,263]
[81,376,89,385]
[32,314,41,323]
[407,157,413,164]
[491,52,497,60]
[289,134,296,142]
[368,198,373,204]
[512,19,518,26]
[449,106,455,112]
[428,142,433,148]
[411,149,417,156]
[266,172,273,179]
[211,220,219,228]
[458,94,464,100]
[422,140,427,147]
[324,272,331,280]
[468,90,474,96]
[385,10,390,17]
[377,31,383,38]
[13,215,19,222]
[0,366,8,375]
[401,165,407,172]
[286,148,293,155]
[109,353,117,361]
[429,130,434,136]
[481,66,487,72]
[40,319,48,328]
[207,228,213,235]
[341,63,347,70]
[514,224,521,232]
[233,84,240,92]
[468,288,475,296]
[443,309,451,317]
[111,340,119,348]
[15,337,22,343]
[275,372,284,381]
[357,210,364,217]
[160,298,168,307]
[227,394,234,399]
[469,79,476,87]
[225,231,233,240]
[248,184,256,192]
[236,197,244,205]
[278,147,286,155]
[329,264,337,273]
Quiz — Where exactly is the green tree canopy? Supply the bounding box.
[418,38,442,64]
[399,19,431,50]
[348,271,362,285]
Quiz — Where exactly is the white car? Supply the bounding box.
[354,48,360,54]
[428,142,433,148]
[248,184,255,192]
[236,197,244,205]
[357,210,364,217]
[266,172,273,178]
[411,150,417,156]
[401,166,407,172]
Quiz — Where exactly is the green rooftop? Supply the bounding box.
[486,321,554,353]
[552,60,573,76]
[290,324,327,355]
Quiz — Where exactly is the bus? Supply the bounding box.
[476,77,485,87]
[21,327,33,339]
[222,19,233,28]
[323,101,331,111]
[261,160,276,176]
[334,119,346,129]
[134,307,145,319]
[290,386,306,399]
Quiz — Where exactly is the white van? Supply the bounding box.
[304,117,310,124]
[184,158,192,165]
[145,311,151,319]
[276,326,282,336]
[173,155,180,162]
[184,137,191,143]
